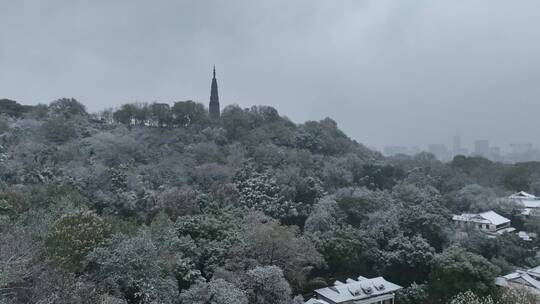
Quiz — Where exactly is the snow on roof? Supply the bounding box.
[521,273,540,291]
[522,200,540,209]
[452,210,510,226]
[518,231,534,241]
[510,191,537,199]
[496,265,540,295]
[529,266,540,275]
[495,227,516,234]
[479,211,510,226]
[305,299,330,304]
[311,277,402,303]
[502,272,521,280]
[509,191,540,209]
[453,213,490,224]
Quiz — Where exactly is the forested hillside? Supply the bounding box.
[1,98,539,304]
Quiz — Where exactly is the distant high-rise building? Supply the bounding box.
[428,144,451,161]
[451,135,468,156]
[383,146,409,156]
[510,143,533,155]
[509,143,536,162]
[474,140,490,157]
[410,146,422,155]
[489,146,501,160]
[452,135,461,154]
[209,65,220,120]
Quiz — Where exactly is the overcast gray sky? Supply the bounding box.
[1,0,540,151]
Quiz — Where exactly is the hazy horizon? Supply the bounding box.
[2,0,540,150]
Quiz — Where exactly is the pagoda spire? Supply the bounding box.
[209,65,220,120]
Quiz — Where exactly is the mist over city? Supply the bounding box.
[382,136,540,163]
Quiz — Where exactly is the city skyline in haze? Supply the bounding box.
[383,135,539,163]
[2,1,540,150]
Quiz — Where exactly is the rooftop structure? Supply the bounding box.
[510,191,537,200]
[509,191,540,216]
[495,266,540,296]
[452,210,514,235]
[517,231,536,242]
[305,276,402,304]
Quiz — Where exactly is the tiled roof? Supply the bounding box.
[305,299,330,304]
[310,276,401,303]
[509,191,540,209]
[452,210,510,226]
[510,191,537,199]
[496,265,540,295]
[479,211,511,226]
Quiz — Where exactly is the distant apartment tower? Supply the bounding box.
[474,140,490,157]
[409,146,422,155]
[452,135,468,156]
[383,146,409,156]
[509,143,538,162]
[428,144,450,161]
[489,146,501,160]
[510,143,533,155]
[452,135,461,155]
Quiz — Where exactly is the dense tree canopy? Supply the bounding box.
[1,99,539,304]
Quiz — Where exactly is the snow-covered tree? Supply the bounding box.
[179,279,248,304]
